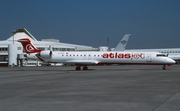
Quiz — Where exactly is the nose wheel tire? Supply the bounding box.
[162,65,166,70]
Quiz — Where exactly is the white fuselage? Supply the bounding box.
[28,51,175,65]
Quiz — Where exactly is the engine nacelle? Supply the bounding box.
[39,51,52,58]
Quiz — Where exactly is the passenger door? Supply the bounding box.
[146,54,152,62]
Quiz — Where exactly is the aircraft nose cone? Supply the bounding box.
[167,58,176,64]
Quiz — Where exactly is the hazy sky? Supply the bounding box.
[0,0,180,49]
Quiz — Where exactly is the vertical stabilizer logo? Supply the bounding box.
[26,44,34,52]
[121,40,127,45]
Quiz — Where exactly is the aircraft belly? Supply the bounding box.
[99,58,146,64]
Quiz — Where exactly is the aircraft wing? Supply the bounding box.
[65,60,99,65]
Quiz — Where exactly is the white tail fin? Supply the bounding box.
[113,34,131,51]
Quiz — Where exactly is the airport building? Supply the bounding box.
[0,28,99,67]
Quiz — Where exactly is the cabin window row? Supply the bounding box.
[53,48,75,51]
[61,54,101,57]
[160,51,180,53]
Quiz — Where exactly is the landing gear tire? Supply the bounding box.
[162,65,166,70]
[83,66,88,70]
[76,66,81,70]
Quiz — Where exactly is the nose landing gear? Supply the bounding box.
[162,65,166,70]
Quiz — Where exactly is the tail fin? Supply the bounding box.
[18,38,42,54]
[113,34,131,51]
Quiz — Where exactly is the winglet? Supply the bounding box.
[113,34,131,51]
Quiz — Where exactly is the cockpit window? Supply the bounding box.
[156,54,166,57]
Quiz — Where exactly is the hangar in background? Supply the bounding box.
[0,28,98,67]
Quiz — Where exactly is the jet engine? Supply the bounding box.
[39,51,52,58]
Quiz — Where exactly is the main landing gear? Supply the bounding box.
[162,65,166,70]
[75,66,88,70]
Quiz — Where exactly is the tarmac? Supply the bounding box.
[0,65,180,111]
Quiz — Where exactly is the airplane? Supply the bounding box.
[18,38,175,70]
[113,34,130,51]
